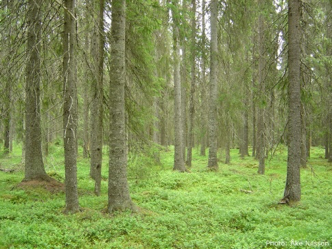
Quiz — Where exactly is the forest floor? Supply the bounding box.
[0,143,331,248]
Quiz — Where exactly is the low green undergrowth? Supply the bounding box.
[0,144,331,248]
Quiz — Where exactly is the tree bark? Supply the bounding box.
[225,116,231,164]
[283,0,301,202]
[90,0,105,196]
[63,0,80,213]
[24,0,50,181]
[172,0,186,172]
[152,96,161,164]
[200,0,207,157]
[207,0,218,170]
[107,0,135,213]
[257,12,266,175]
[300,105,307,167]
[186,0,196,167]
[240,55,250,158]
[3,81,11,154]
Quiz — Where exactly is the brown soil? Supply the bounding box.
[18,178,65,193]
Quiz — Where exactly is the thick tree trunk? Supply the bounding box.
[24,0,50,181]
[63,0,79,213]
[90,0,105,196]
[283,0,301,202]
[207,0,218,170]
[172,0,186,172]
[107,0,135,213]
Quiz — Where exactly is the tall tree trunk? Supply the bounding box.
[172,0,186,172]
[251,34,257,158]
[200,0,207,157]
[283,0,301,202]
[257,12,266,175]
[326,2,332,162]
[186,0,196,167]
[24,0,50,181]
[1,0,11,155]
[83,64,90,158]
[82,1,91,159]
[107,0,135,213]
[63,0,79,213]
[82,31,90,158]
[207,0,218,170]
[240,54,250,158]
[90,0,105,196]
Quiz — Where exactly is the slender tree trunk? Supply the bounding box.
[152,96,161,163]
[300,105,307,167]
[325,127,329,159]
[225,116,231,164]
[90,0,105,196]
[63,0,79,213]
[200,0,207,157]
[257,13,266,175]
[251,35,257,158]
[160,90,167,146]
[107,0,135,213]
[243,106,249,156]
[306,127,311,158]
[252,97,257,157]
[83,72,90,158]
[82,1,91,159]
[24,0,50,182]
[82,34,90,159]
[172,0,186,172]
[283,0,301,202]
[329,113,332,162]
[186,0,196,167]
[326,2,332,162]
[207,0,218,170]
[241,56,250,158]
[3,81,10,154]
[2,0,11,155]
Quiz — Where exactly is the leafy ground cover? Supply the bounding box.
[0,144,331,248]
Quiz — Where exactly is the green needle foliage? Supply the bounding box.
[0,143,331,248]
